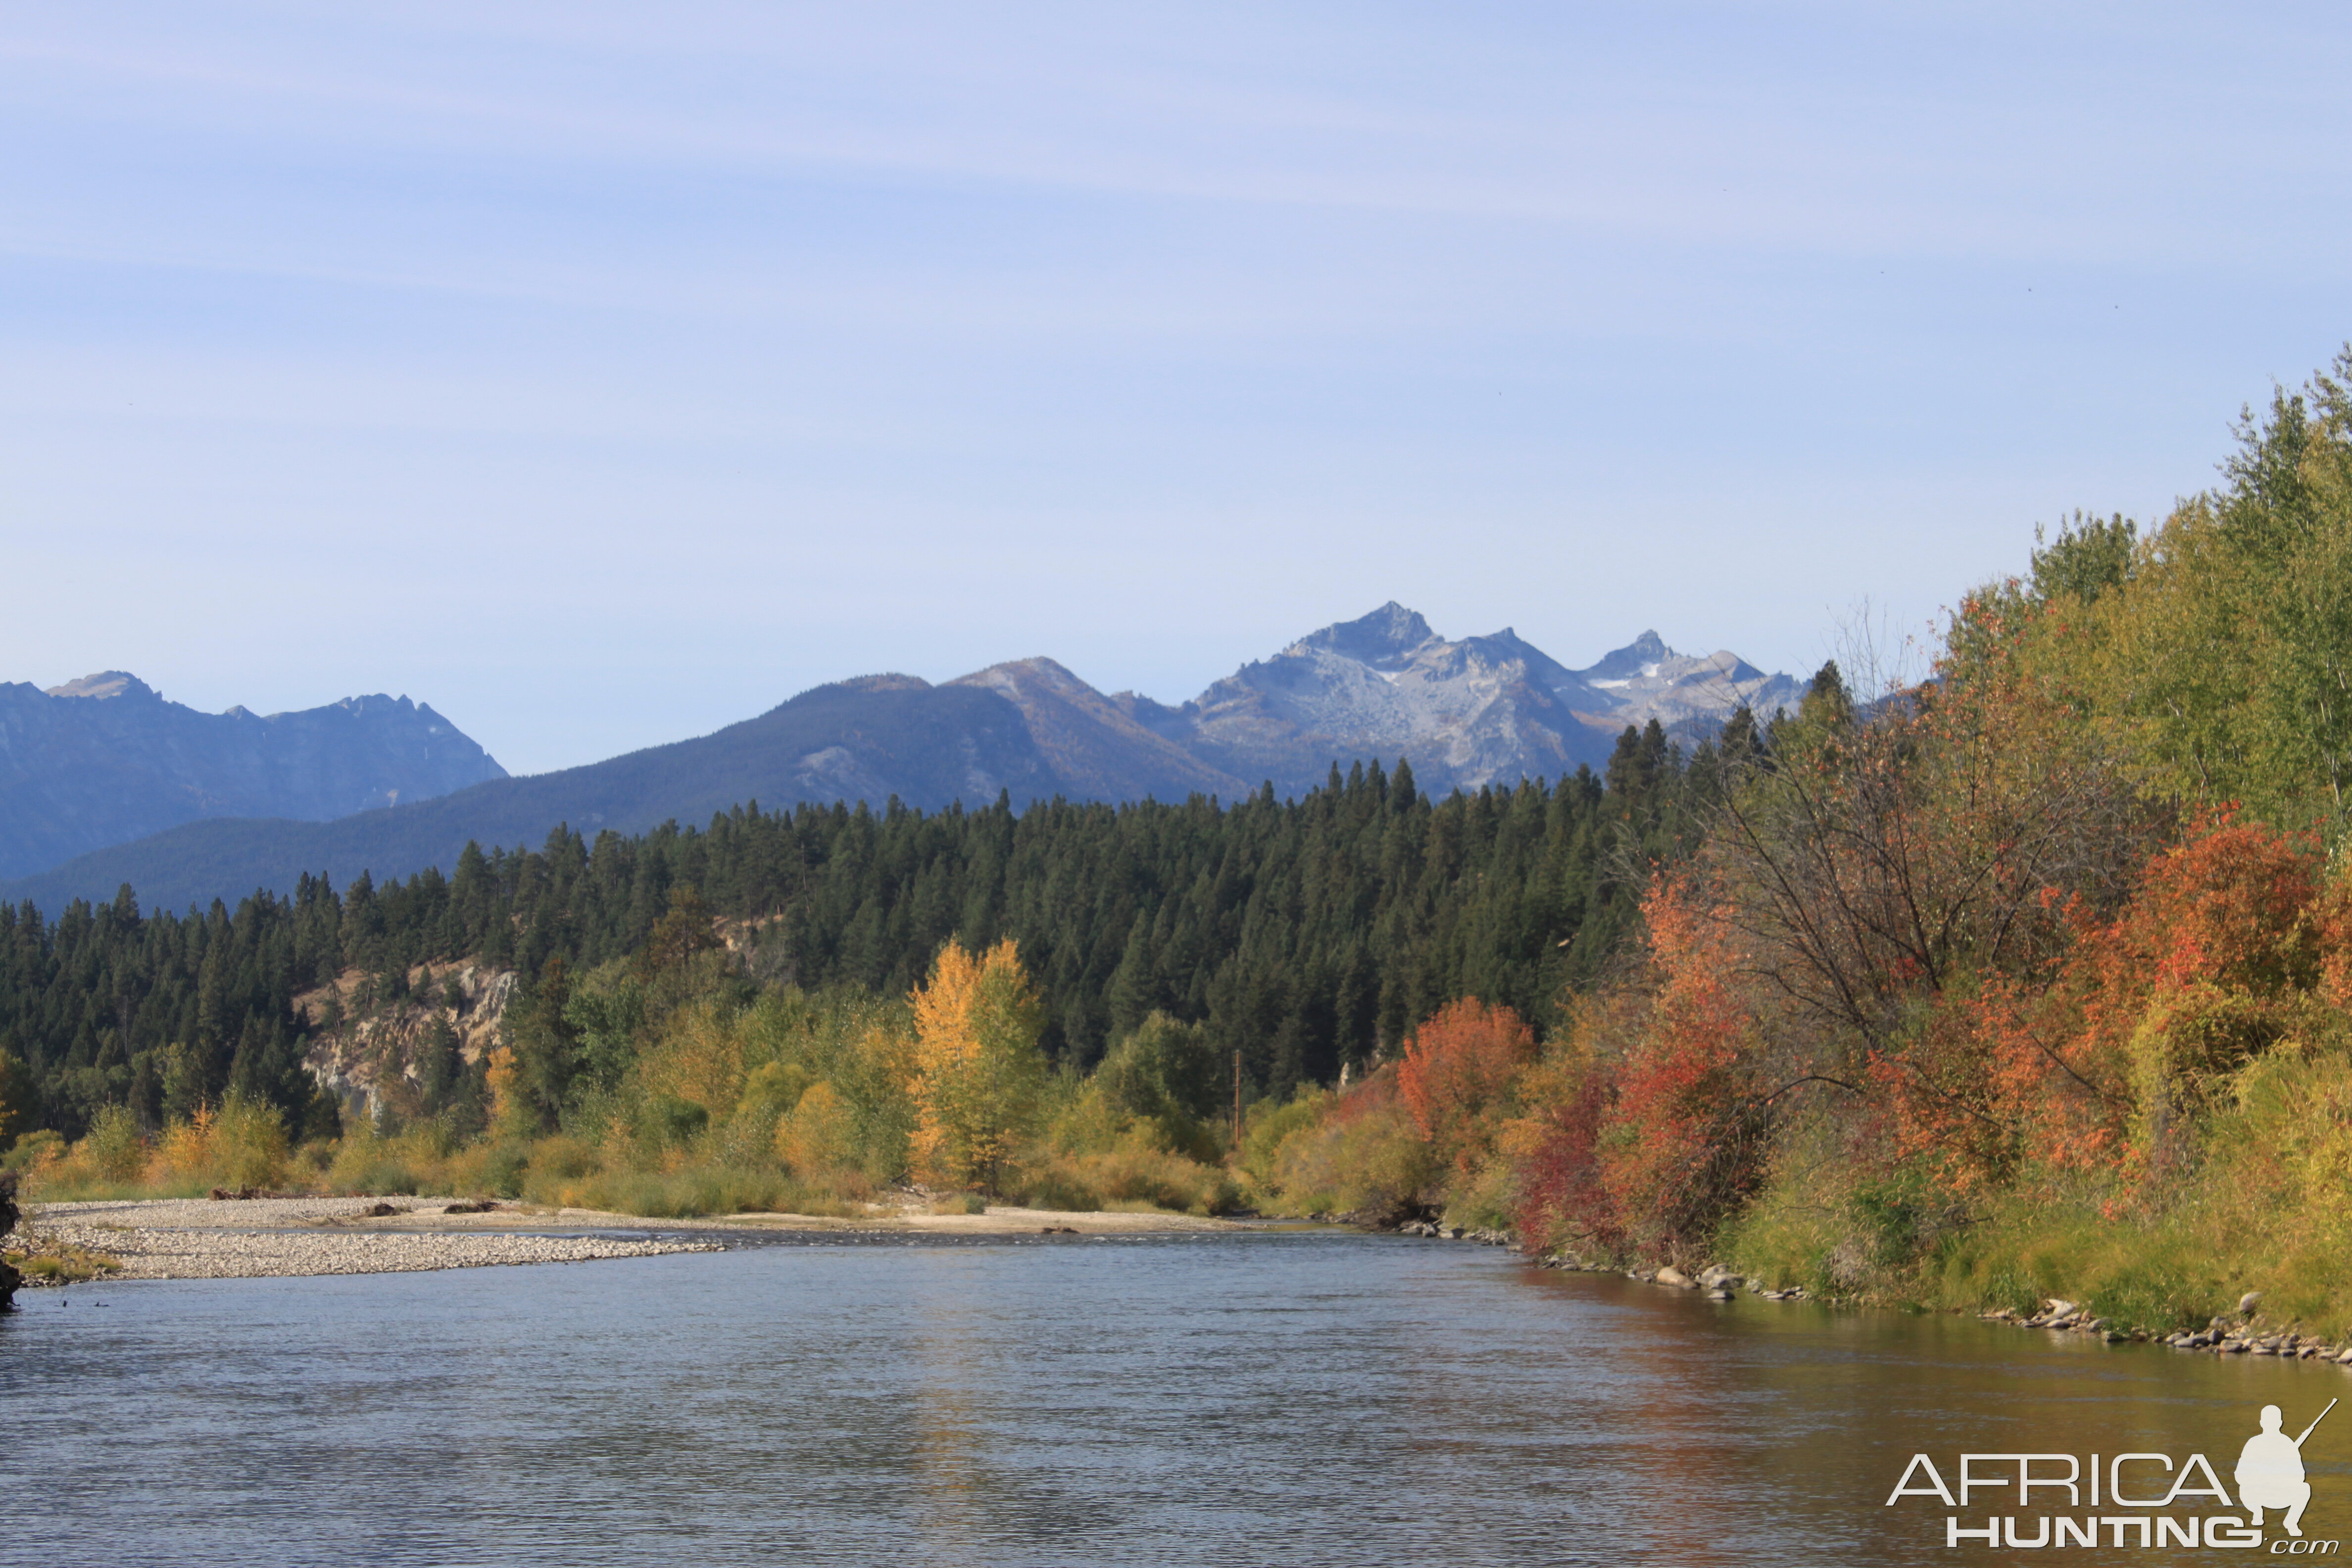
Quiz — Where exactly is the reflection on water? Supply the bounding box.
[2,1231,2345,1566]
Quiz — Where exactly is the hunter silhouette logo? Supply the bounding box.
[2240,1400,2333,1538]
[1885,1399,2340,1551]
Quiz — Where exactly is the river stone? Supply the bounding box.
[1655,1266,1697,1288]
[2240,1291,2264,1315]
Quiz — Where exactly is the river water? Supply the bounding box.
[3,1229,2345,1566]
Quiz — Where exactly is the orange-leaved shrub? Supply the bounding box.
[1595,873,1774,1259]
[1397,998,1535,1178]
[1872,817,2329,1199]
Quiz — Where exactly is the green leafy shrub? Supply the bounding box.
[1019,1145,1240,1215]
[1262,1088,1433,1220]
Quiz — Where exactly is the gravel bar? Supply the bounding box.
[26,1196,721,1280]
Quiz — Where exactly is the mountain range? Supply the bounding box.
[0,673,505,882]
[0,606,1801,914]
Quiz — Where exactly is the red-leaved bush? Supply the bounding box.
[1877,818,2326,1196]
[1499,996,1625,1256]
[1594,874,1772,1257]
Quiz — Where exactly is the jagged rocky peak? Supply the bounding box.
[1153,603,1803,799]
[1573,631,1677,684]
[45,671,157,701]
[1293,602,1440,670]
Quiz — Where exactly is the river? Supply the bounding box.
[3,1229,2343,1565]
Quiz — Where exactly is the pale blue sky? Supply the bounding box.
[5,3,2348,773]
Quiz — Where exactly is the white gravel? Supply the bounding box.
[14,1194,1244,1284]
[25,1196,721,1281]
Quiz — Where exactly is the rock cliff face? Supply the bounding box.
[299,962,519,1124]
[0,673,506,880]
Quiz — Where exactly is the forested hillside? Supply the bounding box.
[0,728,1710,1143]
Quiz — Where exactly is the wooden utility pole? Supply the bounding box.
[1232,1049,1242,1146]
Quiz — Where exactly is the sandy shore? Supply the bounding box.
[20,1195,1244,1282]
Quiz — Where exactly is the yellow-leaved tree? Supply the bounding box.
[909,939,1045,1194]
[485,1045,533,1142]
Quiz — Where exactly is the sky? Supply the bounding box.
[4,2,2350,775]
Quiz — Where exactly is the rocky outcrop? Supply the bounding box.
[301,961,518,1122]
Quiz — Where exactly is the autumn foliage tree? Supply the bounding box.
[1497,1000,1621,1256]
[1397,998,1535,1178]
[1848,816,2331,1203]
[1259,1066,1435,1222]
[1596,874,1780,1258]
[1712,630,2156,1064]
[908,938,1047,1195]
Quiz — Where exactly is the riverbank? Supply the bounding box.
[1394,1218,2352,1382]
[12,1194,1246,1283]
